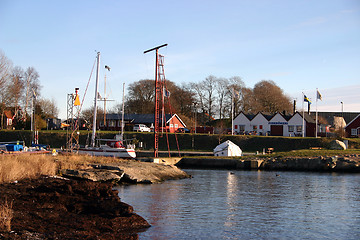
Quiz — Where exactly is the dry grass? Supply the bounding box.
[0,154,57,184]
[0,153,127,184]
[0,199,13,232]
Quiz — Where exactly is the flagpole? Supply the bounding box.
[302,92,305,137]
[231,87,234,135]
[315,88,318,138]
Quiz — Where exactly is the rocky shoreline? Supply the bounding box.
[176,154,360,172]
[0,160,191,239]
[0,177,149,239]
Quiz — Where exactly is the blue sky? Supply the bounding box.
[1,0,359,119]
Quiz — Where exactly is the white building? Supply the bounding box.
[250,112,272,136]
[268,113,290,136]
[233,111,316,137]
[233,112,253,134]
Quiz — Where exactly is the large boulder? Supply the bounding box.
[61,168,124,182]
[329,140,347,150]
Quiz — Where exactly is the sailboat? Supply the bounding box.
[77,52,136,158]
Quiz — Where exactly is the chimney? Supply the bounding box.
[293,100,296,114]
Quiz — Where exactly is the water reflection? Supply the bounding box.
[115,170,360,239]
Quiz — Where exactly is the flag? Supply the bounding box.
[304,95,311,104]
[317,90,322,101]
[74,93,80,106]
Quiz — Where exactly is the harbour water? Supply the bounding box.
[115,169,360,239]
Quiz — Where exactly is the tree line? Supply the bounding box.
[1,48,293,130]
[105,76,293,128]
[0,50,58,130]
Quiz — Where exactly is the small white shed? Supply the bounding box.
[213,140,242,157]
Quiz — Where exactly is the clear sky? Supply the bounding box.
[1,0,359,119]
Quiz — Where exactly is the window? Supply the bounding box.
[288,125,294,132]
[259,125,263,129]
[109,120,116,127]
[351,129,357,136]
[170,124,174,128]
[253,125,257,132]
[234,125,238,129]
[296,125,302,132]
[239,125,245,132]
[175,124,178,128]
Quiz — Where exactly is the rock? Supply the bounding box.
[329,140,347,150]
[61,168,124,182]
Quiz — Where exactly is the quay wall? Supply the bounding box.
[175,156,360,172]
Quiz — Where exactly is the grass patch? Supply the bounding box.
[247,149,360,159]
[0,153,133,184]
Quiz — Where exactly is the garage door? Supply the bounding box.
[271,125,283,136]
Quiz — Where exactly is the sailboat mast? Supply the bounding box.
[121,82,125,141]
[91,52,101,147]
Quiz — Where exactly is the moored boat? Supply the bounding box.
[76,52,136,159]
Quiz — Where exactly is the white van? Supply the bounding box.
[133,124,151,132]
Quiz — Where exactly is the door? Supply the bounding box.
[271,125,283,136]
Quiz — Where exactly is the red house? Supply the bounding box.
[345,114,360,137]
[100,113,186,133]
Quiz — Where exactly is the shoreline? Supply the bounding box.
[0,158,190,239]
[175,155,360,172]
[1,154,359,238]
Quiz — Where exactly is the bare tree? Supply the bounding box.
[0,51,12,129]
[227,76,245,117]
[202,75,217,122]
[23,67,41,116]
[216,77,229,120]
[125,79,155,114]
[37,98,59,118]
[0,50,12,93]
[6,66,25,109]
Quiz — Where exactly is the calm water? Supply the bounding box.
[115,170,360,239]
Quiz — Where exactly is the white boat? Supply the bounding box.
[77,137,136,158]
[77,52,136,159]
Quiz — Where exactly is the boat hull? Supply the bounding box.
[77,147,136,158]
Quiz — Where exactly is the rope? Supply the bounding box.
[163,80,181,157]
[70,56,97,145]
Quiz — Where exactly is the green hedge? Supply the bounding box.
[0,130,358,152]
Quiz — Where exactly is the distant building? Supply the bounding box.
[47,118,61,130]
[233,111,316,137]
[345,114,360,137]
[100,113,186,133]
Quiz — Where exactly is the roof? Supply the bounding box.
[293,112,316,123]
[234,111,255,121]
[106,113,186,126]
[345,113,360,128]
[4,110,14,119]
[310,111,360,126]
